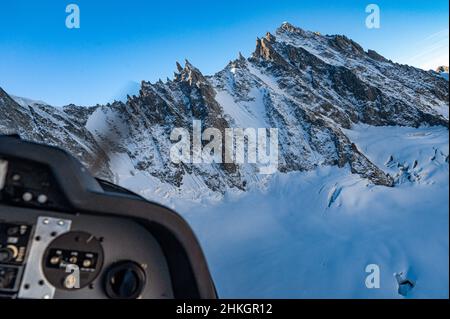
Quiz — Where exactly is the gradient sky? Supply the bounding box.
[0,0,448,106]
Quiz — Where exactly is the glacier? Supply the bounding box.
[175,125,448,298]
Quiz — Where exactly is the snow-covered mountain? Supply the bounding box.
[1,23,448,201]
[0,22,448,298]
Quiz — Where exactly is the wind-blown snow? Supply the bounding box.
[10,95,48,108]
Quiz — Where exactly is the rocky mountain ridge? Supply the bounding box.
[1,22,448,198]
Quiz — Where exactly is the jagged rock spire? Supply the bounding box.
[253,36,286,65]
[265,32,276,43]
[176,61,183,73]
[184,59,193,68]
[172,60,207,86]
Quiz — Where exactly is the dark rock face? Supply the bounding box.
[1,23,448,194]
[0,88,113,180]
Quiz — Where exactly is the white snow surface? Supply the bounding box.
[113,124,448,298]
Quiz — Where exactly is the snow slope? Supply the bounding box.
[173,125,448,298]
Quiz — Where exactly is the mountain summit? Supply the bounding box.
[1,23,448,200]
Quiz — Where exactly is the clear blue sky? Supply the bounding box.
[0,0,448,106]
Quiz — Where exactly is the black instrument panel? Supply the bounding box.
[1,206,174,299]
[0,136,217,299]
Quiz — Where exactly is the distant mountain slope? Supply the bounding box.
[0,87,112,179]
[1,23,448,199]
